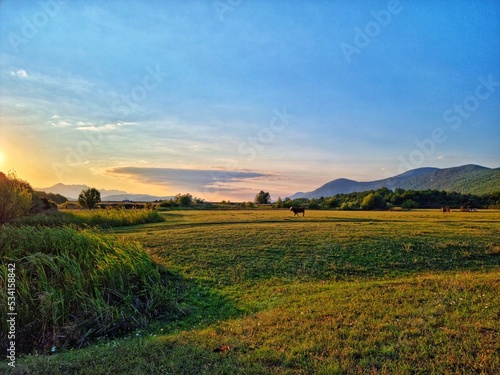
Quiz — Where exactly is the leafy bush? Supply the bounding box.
[175,193,193,206]
[159,200,174,208]
[34,191,68,205]
[0,172,34,224]
[0,225,177,354]
[401,199,418,210]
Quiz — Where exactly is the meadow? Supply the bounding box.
[3,209,500,374]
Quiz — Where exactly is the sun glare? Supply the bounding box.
[0,150,5,165]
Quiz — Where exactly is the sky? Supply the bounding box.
[0,0,499,201]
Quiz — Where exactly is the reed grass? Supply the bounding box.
[13,208,165,228]
[0,225,176,354]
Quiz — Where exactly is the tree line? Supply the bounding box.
[274,187,500,210]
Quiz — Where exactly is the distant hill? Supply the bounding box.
[36,183,127,201]
[101,194,174,202]
[36,183,173,202]
[291,165,500,199]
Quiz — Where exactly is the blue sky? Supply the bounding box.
[1,0,499,200]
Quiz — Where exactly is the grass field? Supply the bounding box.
[13,208,165,228]
[4,209,500,374]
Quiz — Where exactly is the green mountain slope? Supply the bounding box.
[293,165,500,198]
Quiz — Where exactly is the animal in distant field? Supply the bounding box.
[213,345,231,353]
[290,207,305,216]
[441,207,450,213]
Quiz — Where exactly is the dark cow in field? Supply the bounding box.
[290,207,305,216]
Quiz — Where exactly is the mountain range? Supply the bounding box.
[37,165,499,202]
[291,165,500,199]
[35,183,173,202]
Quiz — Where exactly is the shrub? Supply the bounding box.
[0,225,176,354]
[401,199,418,210]
[274,197,284,208]
[159,200,175,208]
[0,172,36,224]
[340,201,359,210]
[175,193,193,206]
[60,202,80,209]
[34,191,68,205]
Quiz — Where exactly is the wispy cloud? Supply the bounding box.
[51,120,72,128]
[76,121,136,132]
[10,69,28,78]
[6,68,94,94]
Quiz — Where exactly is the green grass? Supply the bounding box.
[0,225,178,355]
[3,209,500,374]
[123,209,500,284]
[13,208,165,228]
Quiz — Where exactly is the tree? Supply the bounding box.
[78,188,101,210]
[401,199,418,210]
[274,197,284,208]
[326,196,340,208]
[255,190,271,204]
[175,193,193,207]
[308,198,320,209]
[360,193,387,210]
[0,172,33,224]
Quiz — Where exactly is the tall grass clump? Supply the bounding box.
[75,208,165,228]
[13,208,165,228]
[0,225,176,355]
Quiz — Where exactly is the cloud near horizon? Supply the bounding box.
[108,167,271,196]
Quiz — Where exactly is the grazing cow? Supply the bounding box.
[290,207,305,216]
